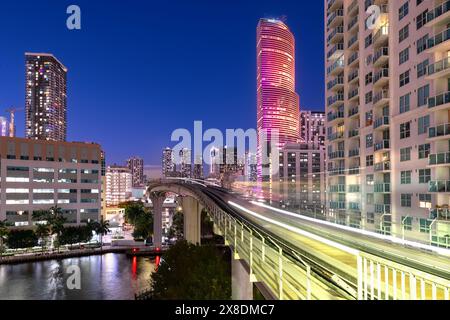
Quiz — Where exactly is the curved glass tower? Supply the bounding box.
[257,18,300,180]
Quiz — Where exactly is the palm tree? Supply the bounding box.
[35,223,50,253]
[94,217,110,251]
[33,207,67,252]
[0,220,9,259]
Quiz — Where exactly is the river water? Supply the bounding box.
[0,254,156,300]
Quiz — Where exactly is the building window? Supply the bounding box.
[419,218,431,233]
[399,2,409,20]
[400,122,410,139]
[400,93,410,114]
[401,171,412,184]
[419,194,432,209]
[416,10,428,30]
[399,70,410,87]
[418,144,430,159]
[417,34,428,54]
[401,194,412,207]
[399,48,409,64]
[418,85,430,107]
[417,59,429,78]
[402,216,413,231]
[366,155,374,167]
[399,25,409,43]
[400,147,412,162]
[419,169,431,184]
[366,134,373,148]
[418,116,430,135]
[366,174,374,186]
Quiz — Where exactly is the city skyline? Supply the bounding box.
[0,1,324,166]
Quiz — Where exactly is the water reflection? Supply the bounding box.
[0,254,155,300]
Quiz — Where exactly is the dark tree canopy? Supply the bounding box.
[151,241,231,300]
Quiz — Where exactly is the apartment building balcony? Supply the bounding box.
[430,208,450,221]
[373,47,389,68]
[428,123,450,140]
[348,166,360,175]
[327,76,344,91]
[429,152,450,167]
[348,70,359,85]
[375,204,391,214]
[348,148,360,158]
[348,202,360,211]
[427,57,450,80]
[348,129,359,138]
[427,28,450,53]
[374,182,391,193]
[327,59,345,76]
[328,25,344,44]
[327,93,344,108]
[329,201,346,210]
[348,106,359,118]
[328,167,346,176]
[328,184,346,193]
[347,0,358,15]
[373,68,389,88]
[348,51,359,67]
[373,24,389,48]
[327,132,345,142]
[327,0,343,12]
[373,116,389,130]
[373,89,389,108]
[347,15,358,33]
[348,184,360,193]
[327,110,344,123]
[428,91,450,111]
[374,140,390,152]
[327,42,344,60]
[347,33,359,50]
[374,160,391,172]
[425,0,450,28]
[429,180,450,193]
[328,150,345,160]
[327,9,344,28]
[348,87,359,101]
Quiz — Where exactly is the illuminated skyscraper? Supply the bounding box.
[162,148,175,178]
[0,117,8,137]
[25,53,67,141]
[257,18,300,180]
[127,157,145,187]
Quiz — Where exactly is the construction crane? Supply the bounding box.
[5,107,24,138]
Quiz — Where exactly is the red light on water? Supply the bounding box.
[132,256,137,279]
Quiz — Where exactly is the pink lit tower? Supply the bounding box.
[257,18,300,181]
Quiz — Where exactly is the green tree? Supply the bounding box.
[132,212,153,240]
[120,201,146,225]
[32,207,67,252]
[6,230,38,249]
[151,241,231,300]
[0,220,9,258]
[91,217,110,250]
[35,223,50,253]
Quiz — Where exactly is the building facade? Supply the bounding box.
[257,18,300,180]
[300,111,326,148]
[0,137,101,227]
[0,117,8,137]
[274,143,326,214]
[162,147,175,178]
[324,0,450,246]
[127,156,144,187]
[25,53,67,142]
[105,166,132,207]
[179,148,192,178]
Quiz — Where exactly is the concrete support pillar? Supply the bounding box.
[181,196,202,245]
[150,192,165,248]
[232,259,253,300]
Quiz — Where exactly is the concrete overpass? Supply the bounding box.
[146,179,450,300]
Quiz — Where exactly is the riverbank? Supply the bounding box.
[0,245,167,265]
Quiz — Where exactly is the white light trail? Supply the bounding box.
[251,201,450,257]
[228,201,360,256]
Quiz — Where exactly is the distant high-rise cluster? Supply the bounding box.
[25,53,67,141]
[127,157,144,187]
[257,18,300,180]
[162,148,175,178]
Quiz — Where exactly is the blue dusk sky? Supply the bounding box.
[0,0,325,169]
